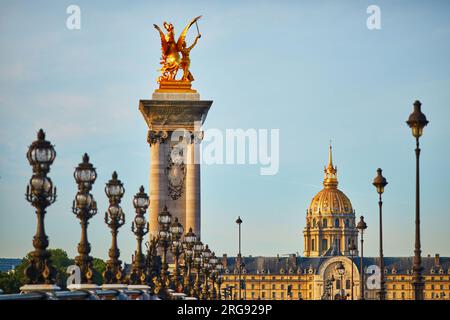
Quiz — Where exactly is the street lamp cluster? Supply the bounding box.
[20,98,429,301]
[21,129,224,300]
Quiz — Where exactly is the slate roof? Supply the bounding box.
[221,255,450,275]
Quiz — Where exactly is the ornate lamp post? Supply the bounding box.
[22,129,58,292]
[103,171,126,286]
[200,245,212,300]
[182,228,197,295]
[216,262,224,300]
[330,275,335,300]
[349,240,357,300]
[356,216,367,300]
[71,153,98,289]
[156,205,172,299]
[373,168,387,300]
[192,240,204,297]
[335,262,345,300]
[208,253,218,299]
[129,186,149,287]
[170,217,184,292]
[145,236,160,295]
[406,100,428,300]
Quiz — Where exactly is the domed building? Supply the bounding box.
[303,145,358,257]
[219,145,450,300]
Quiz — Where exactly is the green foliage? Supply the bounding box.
[92,258,106,285]
[0,271,21,294]
[0,249,107,293]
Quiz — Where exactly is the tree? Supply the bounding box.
[0,249,107,293]
[92,258,106,285]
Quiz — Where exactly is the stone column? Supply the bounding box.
[185,132,202,238]
[148,130,169,238]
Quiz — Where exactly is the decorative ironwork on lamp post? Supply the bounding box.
[23,129,58,288]
[406,100,428,301]
[373,168,387,300]
[103,171,126,284]
[170,217,184,292]
[200,245,212,300]
[129,186,149,285]
[356,216,367,300]
[208,253,218,300]
[156,205,172,299]
[72,153,97,285]
[216,262,224,300]
[145,236,160,295]
[192,240,204,297]
[182,228,197,295]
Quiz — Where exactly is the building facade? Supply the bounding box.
[220,146,450,300]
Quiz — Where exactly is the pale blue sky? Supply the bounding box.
[1,0,449,262]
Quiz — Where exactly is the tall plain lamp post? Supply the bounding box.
[103,171,126,287]
[349,240,357,300]
[236,216,243,300]
[22,129,58,292]
[373,168,387,300]
[71,153,98,289]
[129,186,149,287]
[356,216,367,300]
[406,100,428,300]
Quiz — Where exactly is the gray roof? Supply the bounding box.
[220,255,450,275]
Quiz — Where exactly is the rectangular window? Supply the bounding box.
[346,280,351,289]
[322,239,328,251]
[336,280,341,290]
[272,292,276,299]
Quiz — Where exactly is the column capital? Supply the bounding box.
[147,130,169,145]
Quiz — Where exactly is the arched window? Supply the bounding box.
[345,219,350,228]
[334,218,339,228]
[323,219,328,228]
[313,218,317,228]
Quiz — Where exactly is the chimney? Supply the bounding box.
[435,254,440,266]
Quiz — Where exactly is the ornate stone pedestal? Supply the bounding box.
[20,284,60,293]
[139,90,212,240]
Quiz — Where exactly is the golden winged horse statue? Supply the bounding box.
[153,16,202,84]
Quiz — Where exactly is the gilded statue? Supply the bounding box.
[153,16,202,84]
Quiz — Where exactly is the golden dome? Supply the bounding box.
[308,145,353,215]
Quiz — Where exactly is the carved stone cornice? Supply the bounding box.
[147,130,169,145]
